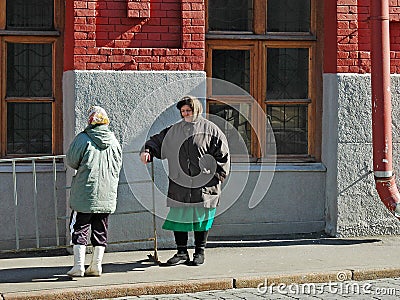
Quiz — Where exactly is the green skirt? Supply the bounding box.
[162,207,216,232]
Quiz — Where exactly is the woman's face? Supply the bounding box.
[180,105,193,122]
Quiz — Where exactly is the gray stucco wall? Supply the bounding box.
[211,164,326,238]
[0,164,66,251]
[323,74,400,237]
[62,70,327,251]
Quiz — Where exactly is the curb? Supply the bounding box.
[3,268,400,300]
[1,279,233,300]
[234,270,353,289]
[353,268,400,281]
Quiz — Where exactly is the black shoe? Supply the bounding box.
[192,253,205,266]
[166,253,190,265]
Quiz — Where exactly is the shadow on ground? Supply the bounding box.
[0,258,155,284]
[207,233,381,248]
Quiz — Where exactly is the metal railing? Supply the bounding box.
[0,153,158,262]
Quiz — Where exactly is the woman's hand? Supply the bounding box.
[140,151,151,164]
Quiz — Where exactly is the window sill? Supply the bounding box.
[231,162,326,172]
[206,33,317,41]
[0,30,61,36]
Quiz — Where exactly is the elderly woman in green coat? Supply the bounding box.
[66,106,122,277]
[140,96,230,266]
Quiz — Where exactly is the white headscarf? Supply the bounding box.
[87,106,109,125]
[177,95,203,122]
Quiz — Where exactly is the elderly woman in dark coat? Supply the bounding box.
[140,96,230,265]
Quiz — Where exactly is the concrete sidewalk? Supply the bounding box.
[1,235,400,299]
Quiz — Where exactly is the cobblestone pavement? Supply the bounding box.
[103,277,400,299]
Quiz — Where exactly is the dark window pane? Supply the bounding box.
[212,50,250,93]
[267,48,308,99]
[7,103,52,155]
[267,105,308,155]
[209,103,251,155]
[267,0,310,32]
[6,0,54,30]
[208,0,253,32]
[7,43,53,97]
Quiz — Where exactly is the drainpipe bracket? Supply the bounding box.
[374,171,393,178]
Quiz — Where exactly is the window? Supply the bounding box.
[206,0,322,161]
[0,0,64,157]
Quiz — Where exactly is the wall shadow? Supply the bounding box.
[95,0,182,48]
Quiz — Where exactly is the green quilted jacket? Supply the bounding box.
[66,124,122,213]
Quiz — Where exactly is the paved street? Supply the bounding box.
[103,277,400,299]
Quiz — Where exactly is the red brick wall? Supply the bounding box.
[337,0,400,73]
[65,0,205,71]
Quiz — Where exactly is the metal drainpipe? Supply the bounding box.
[370,0,400,218]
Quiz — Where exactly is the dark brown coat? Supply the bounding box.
[144,117,230,208]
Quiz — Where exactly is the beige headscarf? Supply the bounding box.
[88,106,110,125]
[176,95,203,122]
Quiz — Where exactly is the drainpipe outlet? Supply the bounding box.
[375,176,400,218]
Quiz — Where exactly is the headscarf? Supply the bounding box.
[176,95,203,122]
[87,106,110,125]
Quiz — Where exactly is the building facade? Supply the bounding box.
[1,0,400,251]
